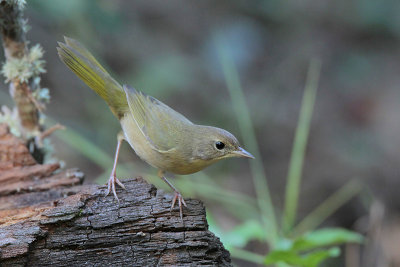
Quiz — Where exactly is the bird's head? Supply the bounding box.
[191,125,254,162]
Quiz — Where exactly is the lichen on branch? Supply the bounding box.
[0,0,56,163]
[1,43,46,83]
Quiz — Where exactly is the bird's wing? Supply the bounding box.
[123,85,193,152]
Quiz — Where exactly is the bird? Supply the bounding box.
[57,37,254,220]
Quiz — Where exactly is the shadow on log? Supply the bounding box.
[0,124,232,266]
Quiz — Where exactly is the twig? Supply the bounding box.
[39,123,65,141]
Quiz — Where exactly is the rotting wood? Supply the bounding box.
[0,123,232,266]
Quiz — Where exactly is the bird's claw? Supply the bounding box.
[170,191,187,221]
[105,175,126,202]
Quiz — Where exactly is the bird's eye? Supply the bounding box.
[215,141,225,150]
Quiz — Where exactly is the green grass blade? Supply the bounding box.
[53,124,113,167]
[216,35,278,243]
[283,59,321,234]
[293,180,363,236]
[229,247,266,265]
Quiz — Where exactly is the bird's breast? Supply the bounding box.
[120,114,214,175]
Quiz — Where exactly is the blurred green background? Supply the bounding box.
[1,0,400,266]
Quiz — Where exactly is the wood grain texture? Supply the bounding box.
[0,124,232,266]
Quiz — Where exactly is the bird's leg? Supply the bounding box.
[158,170,187,220]
[106,132,126,202]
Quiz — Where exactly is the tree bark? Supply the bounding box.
[0,124,232,266]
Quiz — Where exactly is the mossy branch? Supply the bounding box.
[0,0,54,163]
[0,0,48,138]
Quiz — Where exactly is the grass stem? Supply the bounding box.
[216,35,278,244]
[293,180,363,236]
[283,59,321,234]
[229,247,266,265]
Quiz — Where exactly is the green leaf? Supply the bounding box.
[275,238,294,250]
[292,228,363,251]
[300,248,340,267]
[265,250,301,265]
[265,247,340,267]
[220,220,266,248]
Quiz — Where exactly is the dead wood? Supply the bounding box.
[0,124,232,266]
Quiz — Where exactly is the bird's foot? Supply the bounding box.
[105,175,126,202]
[170,191,187,221]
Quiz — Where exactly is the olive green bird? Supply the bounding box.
[57,37,254,219]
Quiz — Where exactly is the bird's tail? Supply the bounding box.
[57,37,127,118]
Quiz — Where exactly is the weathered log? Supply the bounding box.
[0,124,232,266]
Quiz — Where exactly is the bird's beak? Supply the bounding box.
[232,147,255,159]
